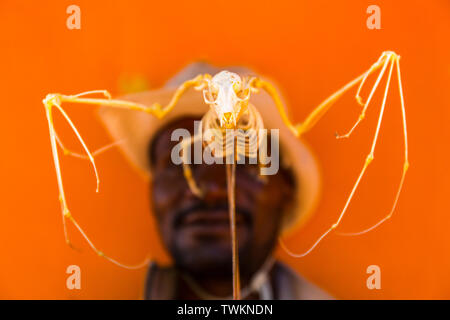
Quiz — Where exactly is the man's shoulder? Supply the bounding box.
[272,261,334,300]
[144,261,178,300]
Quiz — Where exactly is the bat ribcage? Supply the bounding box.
[200,104,265,162]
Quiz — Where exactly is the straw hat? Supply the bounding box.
[98,63,321,236]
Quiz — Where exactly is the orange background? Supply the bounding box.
[0,0,449,299]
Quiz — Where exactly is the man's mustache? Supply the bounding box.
[173,200,252,228]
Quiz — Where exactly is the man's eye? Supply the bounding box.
[237,164,261,180]
[154,165,182,180]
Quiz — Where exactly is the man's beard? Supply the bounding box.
[169,227,277,280]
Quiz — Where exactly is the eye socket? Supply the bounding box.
[233,82,251,101]
[209,82,219,93]
[203,86,218,104]
[232,81,242,92]
[236,87,250,100]
[208,83,220,100]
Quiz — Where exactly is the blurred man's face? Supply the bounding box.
[150,117,295,279]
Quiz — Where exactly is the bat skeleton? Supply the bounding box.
[43,51,408,299]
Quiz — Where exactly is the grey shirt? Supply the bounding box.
[144,260,333,300]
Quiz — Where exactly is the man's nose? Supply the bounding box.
[194,164,228,203]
